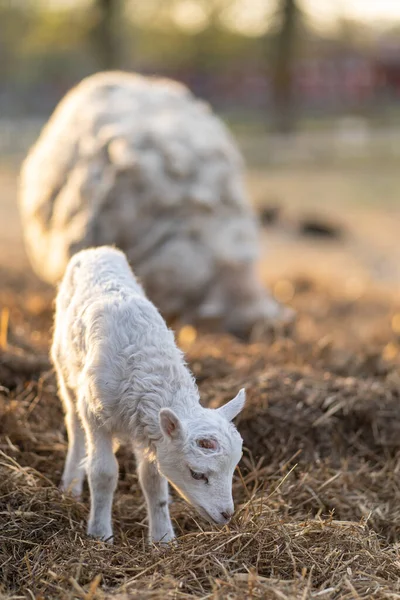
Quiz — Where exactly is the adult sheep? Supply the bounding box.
[19,71,294,338]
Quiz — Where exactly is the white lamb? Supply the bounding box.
[20,70,294,339]
[51,246,246,543]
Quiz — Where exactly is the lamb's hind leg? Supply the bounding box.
[55,366,86,498]
[134,448,175,544]
[61,408,87,497]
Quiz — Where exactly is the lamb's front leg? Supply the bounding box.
[83,420,118,543]
[135,449,175,544]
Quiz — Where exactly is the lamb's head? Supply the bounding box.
[156,389,245,525]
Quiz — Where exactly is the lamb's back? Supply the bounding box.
[54,247,194,432]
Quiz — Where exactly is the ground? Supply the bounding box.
[1,147,400,599]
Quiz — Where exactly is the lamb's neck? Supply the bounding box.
[133,385,202,450]
[169,389,203,419]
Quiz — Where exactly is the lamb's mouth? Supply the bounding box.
[195,506,220,525]
[170,485,224,525]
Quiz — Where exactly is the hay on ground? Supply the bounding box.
[1,274,400,599]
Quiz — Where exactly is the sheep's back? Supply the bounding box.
[19,71,259,299]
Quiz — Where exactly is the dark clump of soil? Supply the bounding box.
[259,204,282,227]
[298,216,344,239]
[1,270,400,599]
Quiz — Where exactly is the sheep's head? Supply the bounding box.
[157,389,245,525]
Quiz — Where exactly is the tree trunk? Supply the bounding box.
[91,0,121,70]
[271,0,300,133]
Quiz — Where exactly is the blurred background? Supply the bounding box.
[2,0,400,127]
[1,0,400,292]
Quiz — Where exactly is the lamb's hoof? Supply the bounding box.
[88,534,114,544]
[87,524,114,544]
[152,539,177,552]
[59,482,82,501]
[150,531,177,550]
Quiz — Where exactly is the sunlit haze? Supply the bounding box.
[174,0,400,35]
[303,0,400,30]
[44,0,400,35]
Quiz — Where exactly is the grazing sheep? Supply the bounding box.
[19,71,294,338]
[51,246,246,543]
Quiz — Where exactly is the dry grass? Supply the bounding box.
[2,272,400,599]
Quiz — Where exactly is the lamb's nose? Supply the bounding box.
[221,511,233,522]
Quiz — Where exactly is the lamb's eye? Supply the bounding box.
[189,468,208,483]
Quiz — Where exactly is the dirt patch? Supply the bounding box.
[1,272,400,599]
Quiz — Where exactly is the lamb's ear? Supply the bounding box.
[159,408,183,440]
[217,389,246,422]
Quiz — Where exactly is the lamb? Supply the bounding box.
[51,246,246,543]
[19,70,294,339]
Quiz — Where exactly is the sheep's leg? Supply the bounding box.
[83,418,118,542]
[222,263,295,338]
[54,365,87,498]
[135,449,175,544]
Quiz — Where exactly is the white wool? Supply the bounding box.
[52,246,245,543]
[19,71,293,337]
